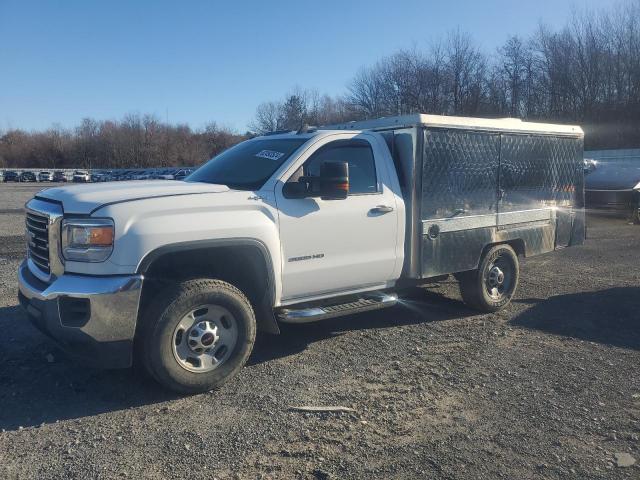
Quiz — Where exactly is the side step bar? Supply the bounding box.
[278,293,398,324]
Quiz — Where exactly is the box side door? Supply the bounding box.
[421,128,500,277]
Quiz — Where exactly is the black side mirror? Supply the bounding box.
[319,161,349,200]
[282,181,310,199]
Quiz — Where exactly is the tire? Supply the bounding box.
[138,278,256,394]
[458,244,519,312]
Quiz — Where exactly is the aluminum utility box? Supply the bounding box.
[331,114,585,279]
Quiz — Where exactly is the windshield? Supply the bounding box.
[186,137,308,190]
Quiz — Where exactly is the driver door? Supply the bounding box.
[275,134,399,302]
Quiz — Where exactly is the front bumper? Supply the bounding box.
[18,260,143,368]
[585,189,634,210]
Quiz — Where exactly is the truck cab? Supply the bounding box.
[18,114,585,393]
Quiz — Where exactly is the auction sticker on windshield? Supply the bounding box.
[255,150,285,161]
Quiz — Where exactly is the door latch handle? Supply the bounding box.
[370,205,394,214]
[448,208,466,218]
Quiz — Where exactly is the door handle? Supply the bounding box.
[448,208,466,218]
[370,205,394,214]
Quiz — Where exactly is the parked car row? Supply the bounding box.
[3,169,70,183]
[1,167,195,183]
[85,168,195,182]
[2,171,40,182]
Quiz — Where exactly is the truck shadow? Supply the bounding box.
[250,287,476,366]
[511,287,640,350]
[0,287,471,431]
[0,305,177,431]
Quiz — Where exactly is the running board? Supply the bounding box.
[277,293,398,323]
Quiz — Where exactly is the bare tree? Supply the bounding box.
[443,30,486,115]
[348,65,387,117]
[249,101,282,134]
[498,35,533,117]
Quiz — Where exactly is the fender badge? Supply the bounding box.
[288,253,325,262]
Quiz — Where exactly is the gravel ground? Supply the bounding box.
[0,183,638,479]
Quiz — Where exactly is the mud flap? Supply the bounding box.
[569,209,586,246]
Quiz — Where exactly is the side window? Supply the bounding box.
[289,139,378,195]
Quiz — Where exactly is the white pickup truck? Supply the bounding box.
[18,114,585,393]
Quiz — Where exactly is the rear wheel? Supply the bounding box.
[139,279,256,394]
[458,244,519,312]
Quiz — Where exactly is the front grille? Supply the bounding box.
[26,211,50,274]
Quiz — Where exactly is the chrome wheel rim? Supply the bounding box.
[172,304,238,373]
[484,255,513,300]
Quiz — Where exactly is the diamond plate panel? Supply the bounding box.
[421,129,500,219]
[500,134,583,212]
[419,128,583,278]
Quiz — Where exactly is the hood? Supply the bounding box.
[585,163,640,191]
[36,180,230,214]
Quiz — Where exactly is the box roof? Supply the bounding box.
[324,114,583,136]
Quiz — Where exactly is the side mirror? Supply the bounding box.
[282,181,310,199]
[319,161,349,200]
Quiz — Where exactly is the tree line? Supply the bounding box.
[252,1,640,150]
[0,114,244,170]
[2,1,639,170]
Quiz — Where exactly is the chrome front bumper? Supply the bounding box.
[18,260,143,368]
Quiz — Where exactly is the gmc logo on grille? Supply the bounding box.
[26,229,37,248]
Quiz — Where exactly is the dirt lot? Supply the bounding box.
[0,183,638,479]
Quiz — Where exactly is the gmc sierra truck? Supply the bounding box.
[18,114,585,393]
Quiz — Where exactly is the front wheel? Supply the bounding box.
[139,279,256,394]
[458,244,519,312]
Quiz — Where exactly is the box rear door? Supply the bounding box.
[498,134,583,248]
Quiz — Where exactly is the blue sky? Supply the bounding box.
[0,0,620,132]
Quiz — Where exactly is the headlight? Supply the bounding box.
[62,218,114,262]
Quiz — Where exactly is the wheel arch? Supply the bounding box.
[481,238,525,258]
[136,238,279,335]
